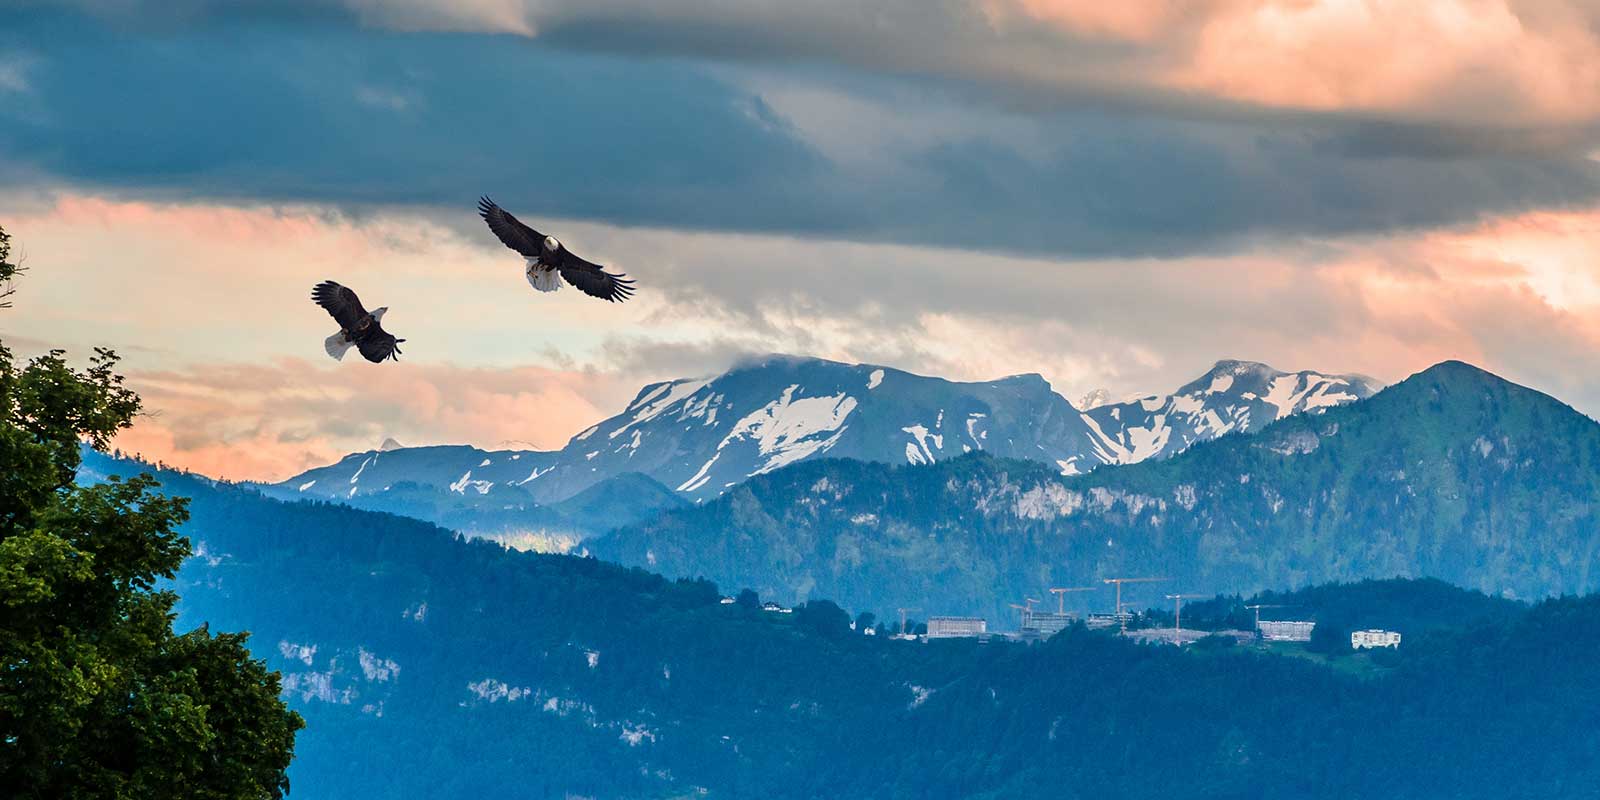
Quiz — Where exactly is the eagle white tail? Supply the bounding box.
[324,331,354,361]
[525,260,562,293]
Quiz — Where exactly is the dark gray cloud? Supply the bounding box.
[2,6,1598,259]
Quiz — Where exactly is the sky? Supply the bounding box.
[3,0,1600,481]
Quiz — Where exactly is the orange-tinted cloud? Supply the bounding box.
[313,0,1600,125]
[991,0,1600,123]
[112,358,634,481]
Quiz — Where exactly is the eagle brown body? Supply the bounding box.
[311,281,405,363]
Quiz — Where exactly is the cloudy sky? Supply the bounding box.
[4,0,1600,480]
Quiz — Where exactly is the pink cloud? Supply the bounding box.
[113,358,636,482]
[987,0,1600,123]
[248,1,1600,125]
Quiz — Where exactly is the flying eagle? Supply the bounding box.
[477,197,636,302]
[312,281,405,363]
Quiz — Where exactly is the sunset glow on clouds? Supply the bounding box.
[999,0,1600,123]
[276,0,1600,124]
[3,2,1600,480]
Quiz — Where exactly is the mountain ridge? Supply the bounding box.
[589,359,1600,621]
[272,354,1380,525]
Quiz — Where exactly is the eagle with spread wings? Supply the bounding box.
[312,281,405,363]
[478,197,636,302]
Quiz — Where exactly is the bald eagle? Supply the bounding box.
[312,281,405,363]
[478,197,636,302]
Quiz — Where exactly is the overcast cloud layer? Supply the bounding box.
[3,5,1599,258]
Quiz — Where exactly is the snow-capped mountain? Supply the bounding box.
[275,355,1380,511]
[1065,359,1384,474]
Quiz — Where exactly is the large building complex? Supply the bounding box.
[1351,629,1402,649]
[926,616,988,639]
[1257,620,1316,642]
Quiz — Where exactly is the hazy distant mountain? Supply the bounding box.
[255,446,683,546]
[590,361,1600,621]
[273,356,1379,520]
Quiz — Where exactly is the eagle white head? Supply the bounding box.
[371,306,388,322]
[544,235,561,252]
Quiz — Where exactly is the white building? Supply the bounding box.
[1024,611,1076,636]
[1085,613,1129,630]
[1351,629,1402,649]
[1257,620,1316,642]
[926,616,988,639]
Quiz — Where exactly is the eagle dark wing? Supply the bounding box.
[556,250,637,303]
[478,196,544,258]
[354,325,404,363]
[312,281,368,330]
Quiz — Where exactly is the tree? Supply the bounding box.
[0,339,303,797]
[795,600,851,639]
[0,225,22,309]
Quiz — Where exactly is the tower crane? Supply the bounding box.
[1103,577,1165,632]
[1164,594,1209,635]
[897,607,921,636]
[1047,586,1097,615]
[1244,604,1287,629]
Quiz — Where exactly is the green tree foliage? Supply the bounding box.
[795,599,852,638]
[0,341,302,798]
[0,225,20,308]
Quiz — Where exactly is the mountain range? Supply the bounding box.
[589,361,1600,622]
[268,355,1379,541]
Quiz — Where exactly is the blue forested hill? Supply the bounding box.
[591,360,1600,623]
[80,448,1600,799]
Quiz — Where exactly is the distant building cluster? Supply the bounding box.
[926,616,987,639]
[1257,620,1316,642]
[896,591,1401,653]
[1084,613,1129,630]
[1351,629,1401,649]
[1024,611,1076,636]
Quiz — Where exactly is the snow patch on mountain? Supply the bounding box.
[358,648,400,682]
[450,471,494,495]
[610,378,710,442]
[677,453,722,493]
[719,385,858,476]
[350,455,374,485]
[902,424,941,465]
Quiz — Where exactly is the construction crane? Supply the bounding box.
[1007,603,1029,631]
[1244,603,1287,629]
[1006,598,1042,630]
[1047,586,1097,615]
[1165,594,1209,634]
[1103,577,1166,631]
[897,607,921,635]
